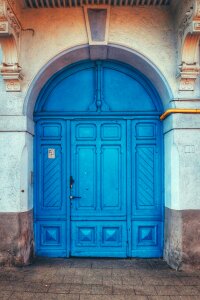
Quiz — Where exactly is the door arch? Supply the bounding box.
[34,60,163,258]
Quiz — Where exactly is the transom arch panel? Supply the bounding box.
[34,60,163,115]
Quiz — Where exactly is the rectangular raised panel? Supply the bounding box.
[101,146,121,210]
[75,146,97,209]
[76,124,97,140]
[135,146,155,209]
[41,145,62,209]
[71,221,126,257]
[101,123,121,140]
[136,123,156,139]
[132,120,162,219]
[41,123,62,139]
[131,221,163,257]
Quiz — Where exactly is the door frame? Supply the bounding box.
[34,115,164,258]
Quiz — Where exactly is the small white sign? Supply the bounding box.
[48,148,55,159]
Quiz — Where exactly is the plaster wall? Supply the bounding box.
[164,114,200,210]
[0,131,33,213]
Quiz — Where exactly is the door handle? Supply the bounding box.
[69,195,82,200]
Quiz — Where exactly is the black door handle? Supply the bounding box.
[69,195,82,200]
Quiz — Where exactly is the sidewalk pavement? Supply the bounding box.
[0,258,200,300]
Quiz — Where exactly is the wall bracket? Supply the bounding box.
[178,0,200,91]
[0,0,22,91]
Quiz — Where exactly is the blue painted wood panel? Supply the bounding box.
[131,221,163,257]
[132,120,163,218]
[35,221,67,257]
[103,66,156,111]
[71,221,127,257]
[35,61,162,115]
[70,120,127,257]
[34,120,68,256]
[42,67,95,112]
[131,120,163,257]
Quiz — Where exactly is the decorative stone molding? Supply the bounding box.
[178,0,200,91]
[83,5,110,46]
[0,0,22,91]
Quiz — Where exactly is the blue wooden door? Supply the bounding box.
[131,120,163,257]
[34,120,68,257]
[34,60,164,258]
[70,120,127,257]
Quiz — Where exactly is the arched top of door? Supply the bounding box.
[24,44,173,119]
[34,59,163,117]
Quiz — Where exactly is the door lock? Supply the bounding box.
[69,176,81,199]
[70,175,75,189]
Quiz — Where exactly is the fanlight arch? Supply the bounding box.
[34,60,163,115]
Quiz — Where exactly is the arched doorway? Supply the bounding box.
[34,60,163,258]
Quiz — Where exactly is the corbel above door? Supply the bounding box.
[178,0,200,91]
[0,0,22,91]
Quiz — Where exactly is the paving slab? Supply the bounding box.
[70,283,92,294]
[0,291,12,300]
[0,258,200,299]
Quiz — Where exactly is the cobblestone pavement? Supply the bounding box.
[0,258,200,300]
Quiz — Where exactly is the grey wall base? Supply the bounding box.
[164,207,200,271]
[0,210,34,266]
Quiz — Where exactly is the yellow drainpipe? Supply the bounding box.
[160,109,200,121]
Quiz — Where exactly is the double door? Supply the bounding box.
[35,118,163,258]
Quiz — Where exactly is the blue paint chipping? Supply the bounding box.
[34,60,163,258]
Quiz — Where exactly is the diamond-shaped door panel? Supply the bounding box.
[42,226,60,245]
[71,221,126,257]
[138,226,156,246]
[35,221,67,257]
[77,227,96,246]
[102,227,121,247]
[132,221,163,258]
